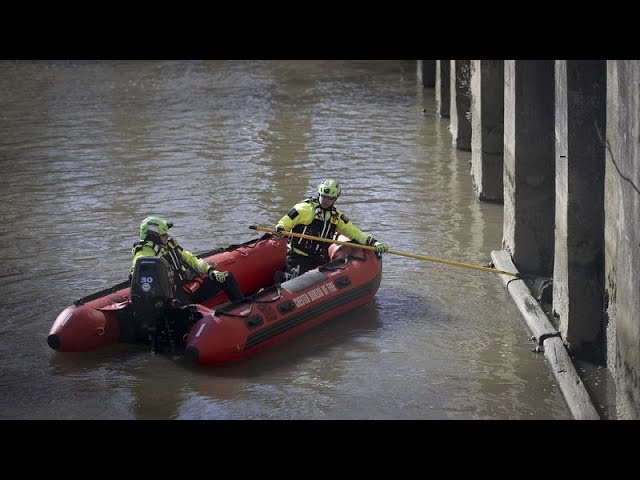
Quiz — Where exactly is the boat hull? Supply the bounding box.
[48,234,382,365]
[185,239,382,365]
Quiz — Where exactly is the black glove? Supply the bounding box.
[273,225,285,239]
[209,269,227,283]
[374,241,388,253]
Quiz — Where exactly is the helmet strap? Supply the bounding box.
[145,232,162,244]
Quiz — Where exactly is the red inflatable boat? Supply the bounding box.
[48,233,383,365]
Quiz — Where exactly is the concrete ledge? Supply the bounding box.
[491,249,600,420]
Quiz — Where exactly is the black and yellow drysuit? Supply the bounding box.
[275,196,380,276]
[130,236,242,303]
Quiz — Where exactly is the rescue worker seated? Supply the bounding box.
[130,216,243,304]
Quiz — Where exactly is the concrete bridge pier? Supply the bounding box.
[435,60,450,118]
[449,60,471,151]
[417,60,435,87]
[470,60,504,202]
[421,59,640,418]
[553,60,606,360]
[502,60,555,276]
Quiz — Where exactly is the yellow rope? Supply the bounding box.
[249,225,519,277]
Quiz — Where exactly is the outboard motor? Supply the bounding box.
[130,257,176,353]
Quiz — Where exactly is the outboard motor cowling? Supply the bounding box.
[130,257,176,350]
[131,257,175,311]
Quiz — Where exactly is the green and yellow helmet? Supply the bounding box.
[140,216,173,240]
[317,178,341,199]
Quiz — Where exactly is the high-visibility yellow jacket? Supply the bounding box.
[276,197,377,257]
[130,237,213,284]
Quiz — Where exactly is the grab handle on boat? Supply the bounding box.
[249,225,521,278]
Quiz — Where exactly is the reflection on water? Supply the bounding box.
[0,60,572,419]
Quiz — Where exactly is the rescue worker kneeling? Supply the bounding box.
[273,179,388,280]
[131,216,243,305]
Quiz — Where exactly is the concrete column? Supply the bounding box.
[608,60,640,419]
[604,61,619,385]
[449,60,471,151]
[470,60,504,201]
[503,60,555,275]
[553,60,606,359]
[435,60,450,118]
[417,60,435,87]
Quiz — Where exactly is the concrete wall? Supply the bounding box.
[502,60,556,276]
[470,60,504,201]
[607,60,640,419]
